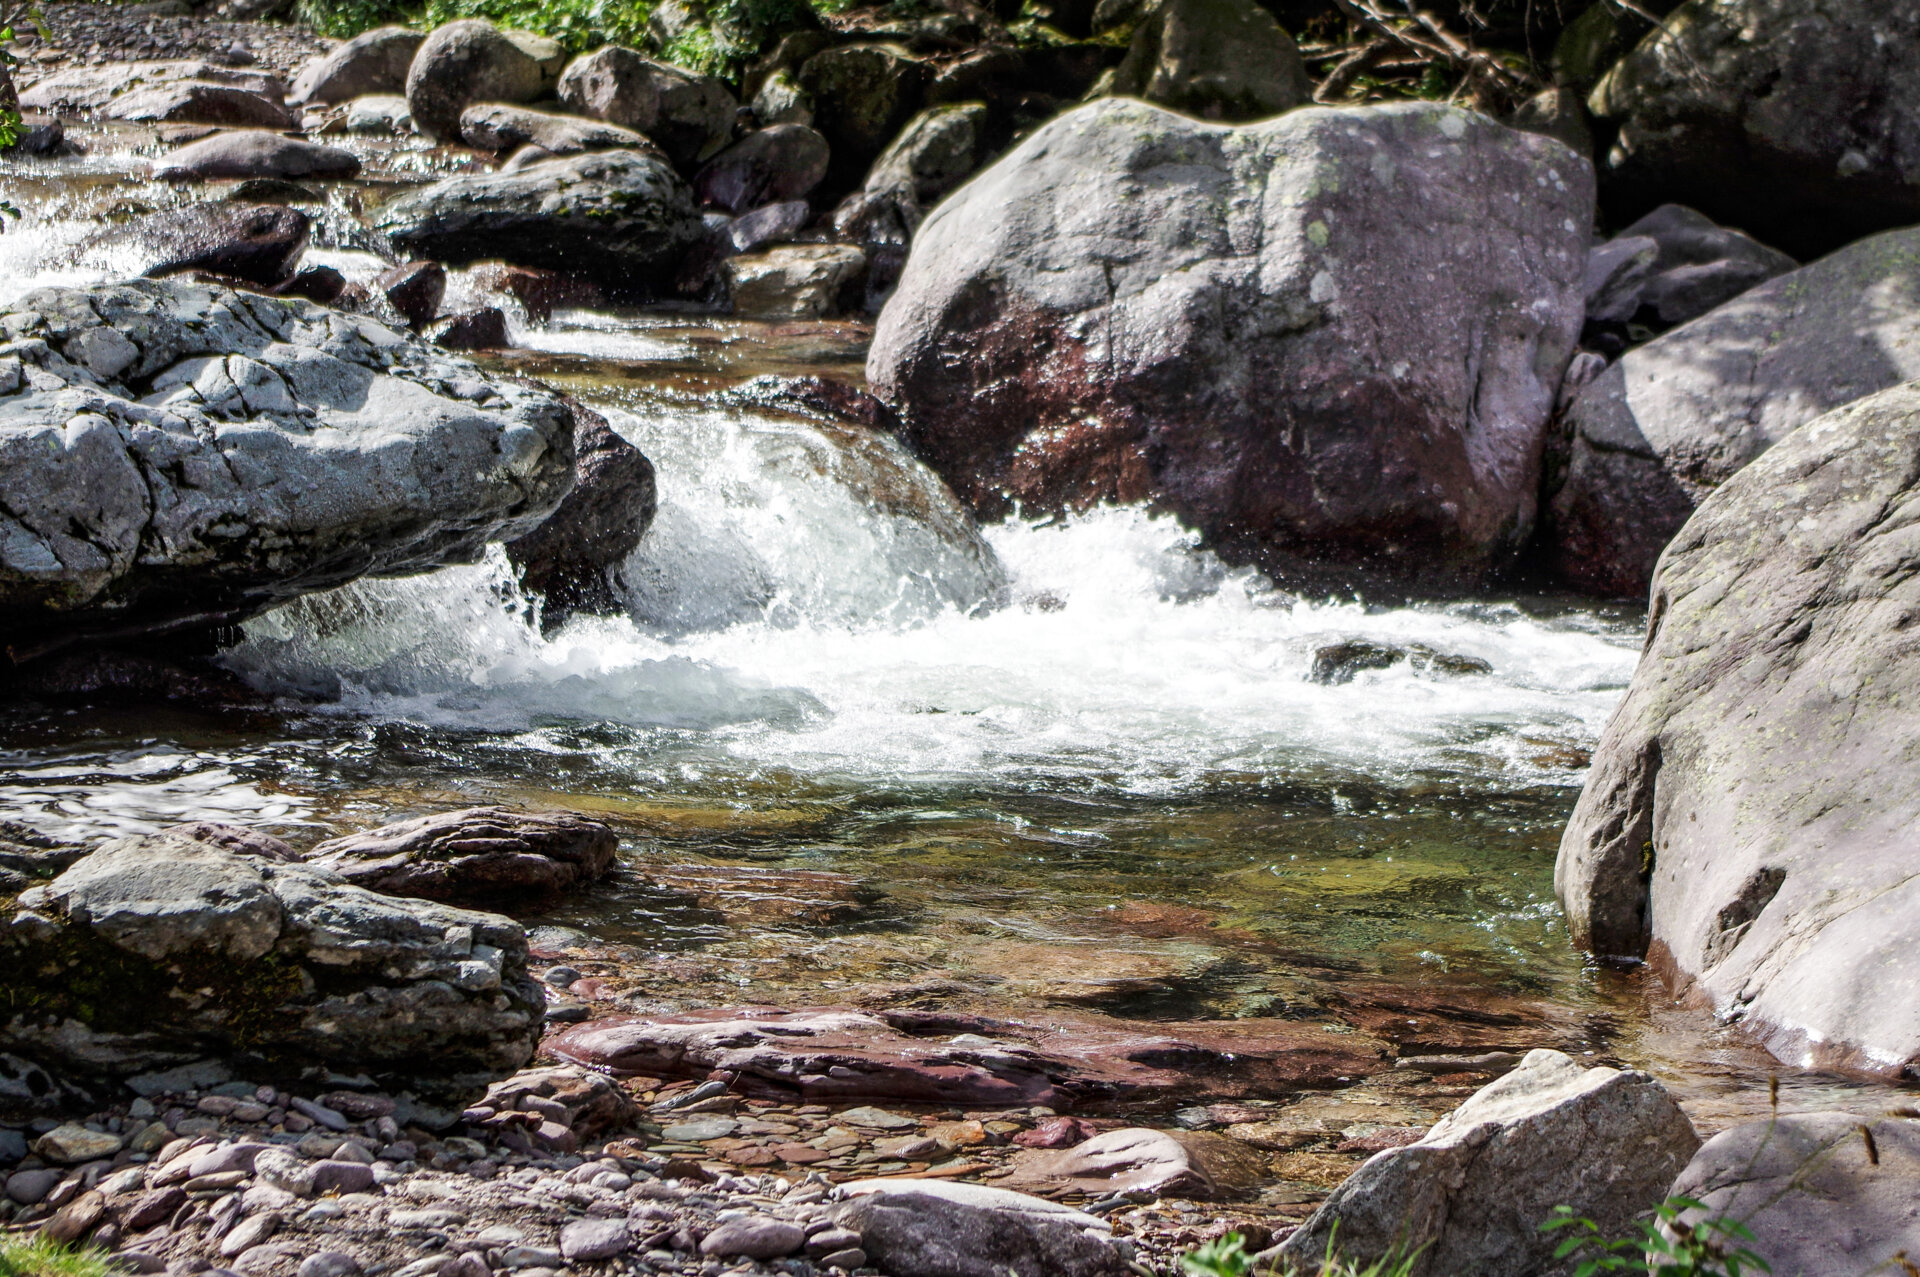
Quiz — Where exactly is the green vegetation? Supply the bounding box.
[0,1236,117,1277]
[1543,1198,1770,1277]
[1179,1231,1422,1277]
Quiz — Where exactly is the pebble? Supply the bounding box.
[497,1246,562,1270]
[309,1160,376,1195]
[290,1098,350,1131]
[699,1216,806,1260]
[297,1252,363,1277]
[559,1217,630,1261]
[218,1211,281,1257]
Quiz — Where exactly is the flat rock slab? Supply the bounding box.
[1669,1112,1920,1277]
[0,278,576,656]
[544,1006,1384,1109]
[1005,1127,1267,1199]
[307,807,618,905]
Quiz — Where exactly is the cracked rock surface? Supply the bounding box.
[0,278,576,658]
[868,97,1592,596]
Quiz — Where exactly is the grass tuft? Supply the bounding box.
[0,1235,118,1277]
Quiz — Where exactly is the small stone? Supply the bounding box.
[218,1212,281,1258]
[129,1122,173,1154]
[432,308,510,351]
[298,1250,363,1277]
[5,1168,60,1205]
[189,1144,272,1178]
[122,1187,188,1230]
[817,1249,866,1271]
[185,1171,249,1192]
[497,1247,562,1270]
[308,1161,375,1195]
[559,1218,630,1261]
[0,1128,27,1165]
[699,1217,805,1260]
[660,1118,736,1143]
[835,1107,916,1132]
[289,1099,349,1132]
[41,1188,107,1243]
[35,1126,124,1164]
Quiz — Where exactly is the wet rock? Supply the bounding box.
[341,94,412,135]
[472,264,600,324]
[1308,642,1491,685]
[0,277,574,656]
[431,308,510,351]
[1667,1113,1920,1277]
[833,103,989,245]
[504,401,658,625]
[556,47,738,168]
[1007,1127,1264,1199]
[1545,225,1920,598]
[694,124,831,213]
[1557,380,1920,1075]
[869,98,1591,595]
[0,827,543,1102]
[723,374,896,429]
[376,260,445,331]
[1589,0,1920,257]
[153,131,360,181]
[273,267,347,305]
[307,807,617,905]
[375,149,702,299]
[544,1007,1381,1108]
[726,244,865,319]
[290,27,423,105]
[0,1127,26,1164]
[79,202,309,287]
[834,1191,1127,1277]
[457,103,653,158]
[405,20,552,142]
[104,82,294,129]
[796,44,930,194]
[19,61,284,114]
[728,200,812,253]
[699,1217,803,1260]
[1106,0,1309,122]
[1280,1049,1698,1277]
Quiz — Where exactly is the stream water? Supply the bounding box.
[2,121,1906,1145]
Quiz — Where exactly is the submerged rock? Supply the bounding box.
[504,400,658,625]
[375,149,702,298]
[1308,642,1491,685]
[0,278,576,658]
[0,827,545,1101]
[84,202,311,287]
[1279,1049,1698,1277]
[306,807,619,906]
[1557,381,1920,1077]
[1546,225,1920,598]
[1668,1113,1920,1277]
[869,98,1591,595]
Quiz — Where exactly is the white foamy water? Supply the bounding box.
[221,401,1643,795]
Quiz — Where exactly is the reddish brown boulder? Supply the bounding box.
[307,806,618,905]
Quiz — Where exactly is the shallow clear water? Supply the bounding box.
[3,123,1908,1132]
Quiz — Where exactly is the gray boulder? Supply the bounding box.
[832,1191,1128,1277]
[0,828,544,1102]
[457,103,655,157]
[406,20,556,142]
[80,202,311,287]
[306,806,620,905]
[1545,225,1920,598]
[290,27,424,105]
[1106,0,1310,123]
[555,47,738,168]
[0,278,576,657]
[1279,1049,1698,1277]
[869,97,1592,594]
[797,44,930,194]
[19,61,284,113]
[726,245,865,319]
[1556,380,1920,1077]
[1613,204,1797,329]
[341,93,413,135]
[103,82,294,129]
[833,103,990,244]
[1667,1113,1920,1277]
[153,132,361,181]
[1588,0,1920,257]
[693,123,831,213]
[375,149,703,297]
[504,400,658,624]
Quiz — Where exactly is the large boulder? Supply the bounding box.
[0,278,576,658]
[290,27,424,105]
[796,44,930,194]
[1106,0,1309,122]
[1666,1113,1920,1277]
[1278,1049,1698,1277]
[555,47,738,169]
[1556,381,1920,1077]
[869,98,1592,594]
[306,806,619,905]
[693,123,831,213]
[1545,225,1920,599]
[833,103,991,244]
[1588,0,1920,258]
[375,150,703,298]
[0,827,545,1102]
[406,21,558,142]
[503,400,658,624]
[152,132,361,182]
